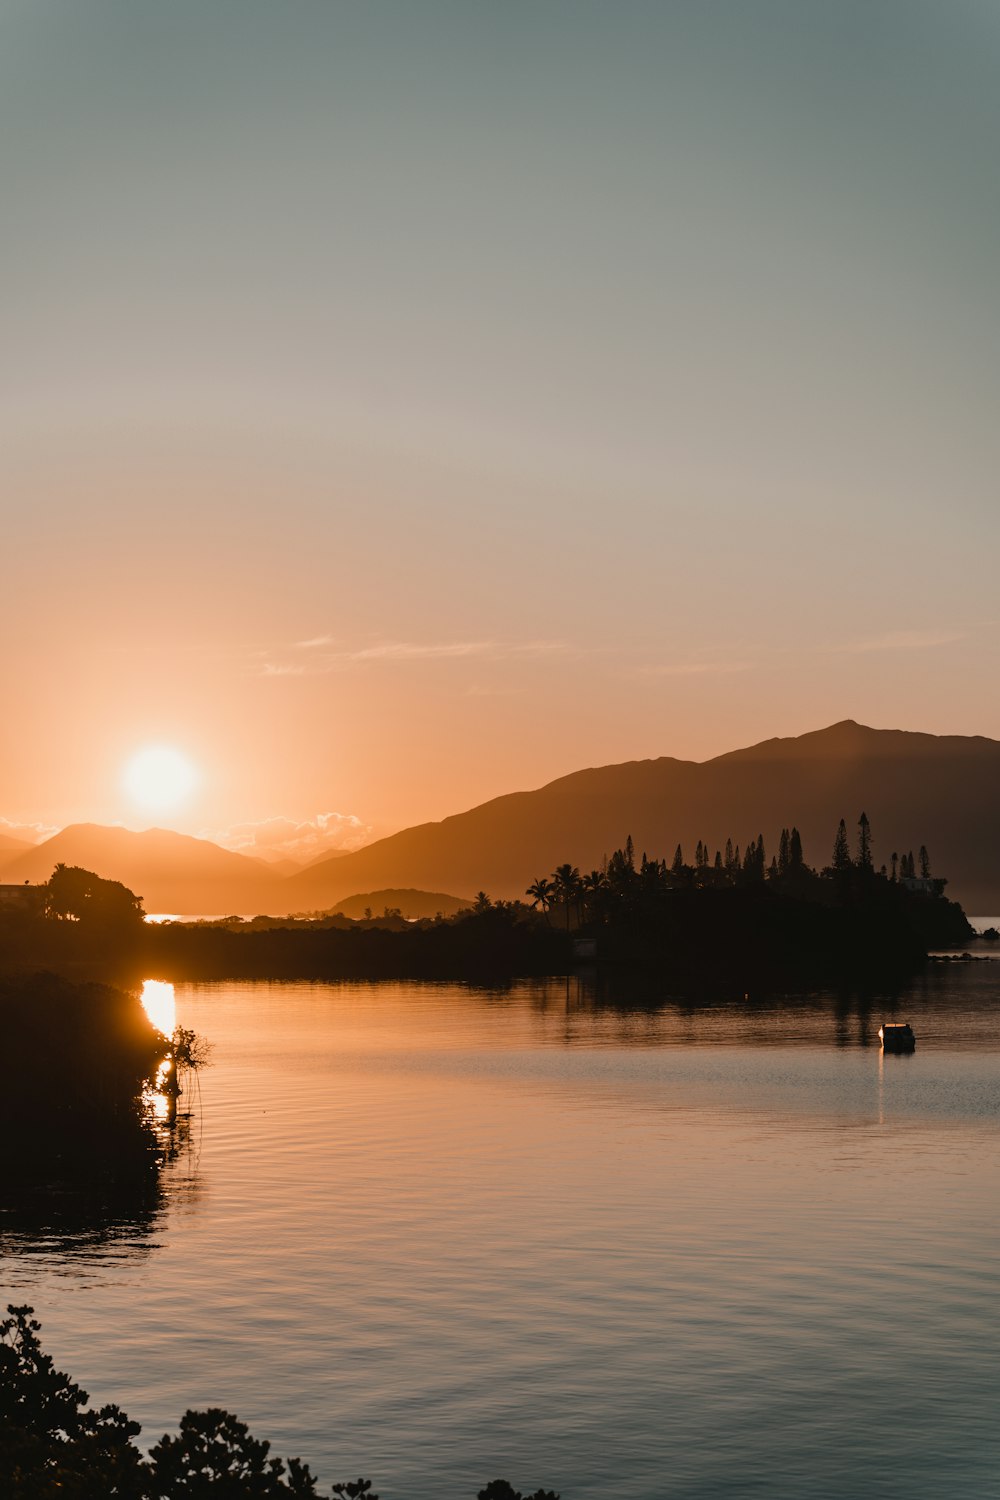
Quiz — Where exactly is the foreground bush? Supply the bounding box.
[0,1307,558,1499]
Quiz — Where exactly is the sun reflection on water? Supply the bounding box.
[141,978,176,1039]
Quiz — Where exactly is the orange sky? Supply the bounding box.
[3,4,1000,860]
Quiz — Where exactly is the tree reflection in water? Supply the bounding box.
[0,974,203,1270]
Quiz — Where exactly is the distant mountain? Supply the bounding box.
[0,831,33,864]
[0,824,282,915]
[319,888,472,921]
[283,722,1000,914]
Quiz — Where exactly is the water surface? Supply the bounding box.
[3,973,999,1498]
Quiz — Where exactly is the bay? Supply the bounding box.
[3,970,1000,1499]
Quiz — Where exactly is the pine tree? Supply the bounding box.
[857,812,873,872]
[713,849,723,871]
[724,837,735,871]
[833,819,851,872]
[624,834,635,871]
[789,827,803,869]
[671,844,684,875]
[778,828,790,874]
[890,851,899,882]
[768,854,778,879]
[919,845,931,880]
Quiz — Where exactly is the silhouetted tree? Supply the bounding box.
[45,864,145,931]
[671,844,684,876]
[832,819,851,873]
[890,851,899,883]
[919,845,931,880]
[3,1306,560,1500]
[551,864,581,930]
[0,1304,146,1499]
[857,812,873,872]
[580,870,606,919]
[789,827,804,869]
[525,878,553,922]
[778,828,790,874]
[478,1483,560,1500]
[149,1407,319,1496]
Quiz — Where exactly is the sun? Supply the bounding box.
[123,745,199,816]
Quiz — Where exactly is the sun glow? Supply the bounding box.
[140,978,177,1038]
[124,745,198,814]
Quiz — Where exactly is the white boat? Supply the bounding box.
[879,1022,916,1053]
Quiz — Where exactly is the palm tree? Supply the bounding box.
[525,876,554,924]
[580,868,607,922]
[552,863,581,931]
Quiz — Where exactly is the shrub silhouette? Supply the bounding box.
[2,1306,557,1499]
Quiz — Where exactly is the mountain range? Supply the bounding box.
[0,824,282,915]
[2,722,999,914]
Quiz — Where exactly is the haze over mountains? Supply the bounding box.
[0,824,282,915]
[0,831,32,858]
[3,723,999,914]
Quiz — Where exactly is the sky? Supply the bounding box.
[3,1,1000,859]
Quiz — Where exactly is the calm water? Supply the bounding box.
[3,972,1000,1498]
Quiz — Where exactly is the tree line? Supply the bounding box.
[524,814,942,927]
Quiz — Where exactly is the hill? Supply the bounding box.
[321,888,472,920]
[0,824,282,915]
[283,721,1000,914]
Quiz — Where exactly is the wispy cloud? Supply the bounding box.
[203,812,373,864]
[260,662,309,677]
[0,816,57,845]
[257,638,567,677]
[635,660,753,678]
[352,640,493,662]
[841,628,967,654]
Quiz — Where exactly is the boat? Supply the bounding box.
[879,1022,916,1053]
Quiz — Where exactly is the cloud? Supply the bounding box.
[205,812,374,864]
[257,638,567,676]
[843,628,967,654]
[352,640,493,662]
[635,660,753,678]
[0,817,57,845]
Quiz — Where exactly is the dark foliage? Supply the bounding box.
[1,1307,553,1499]
[0,1304,146,1500]
[478,1483,560,1500]
[143,905,570,983]
[0,975,190,1262]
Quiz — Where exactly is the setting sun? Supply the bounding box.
[123,745,199,816]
